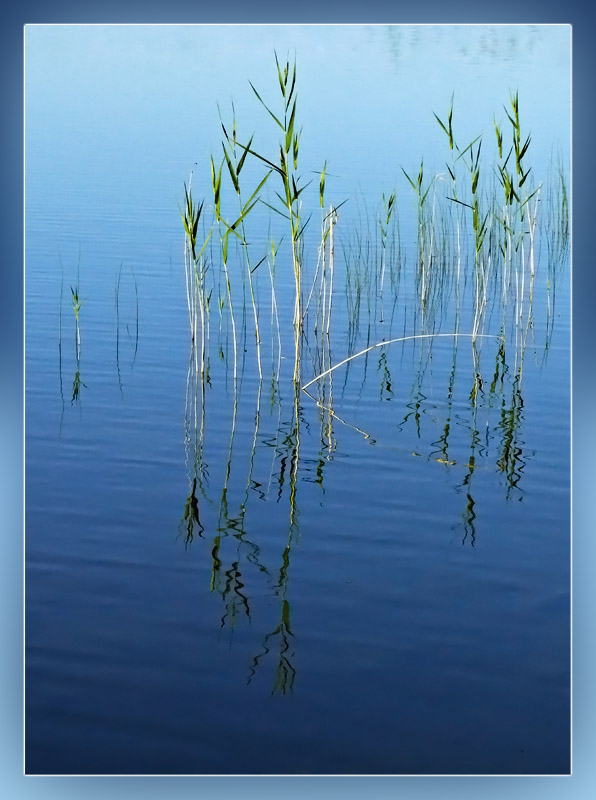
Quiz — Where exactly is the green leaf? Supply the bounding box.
[294,177,312,198]
[274,189,290,209]
[433,112,449,138]
[471,168,479,196]
[292,130,300,170]
[323,198,347,221]
[286,61,297,109]
[296,212,312,240]
[249,80,284,130]
[504,107,517,129]
[473,138,482,171]
[211,157,223,217]
[447,196,474,210]
[261,199,291,221]
[229,197,261,232]
[319,160,327,208]
[250,254,268,274]
[274,51,286,98]
[236,134,253,175]
[518,134,532,162]
[222,143,240,194]
[420,183,432,206]
[235,140,283,176]
[243,170,272,210]
[401,166,418,194]
[454,134,482,163]
[195,227,214,261]
[285,98,297,154]
[180,210,191,239]
[520,184,541,209]
[519,167,531,188]
[279,145,287,176]
[192,202,203,238]
[494,119,503,158]
[502,145,513,171]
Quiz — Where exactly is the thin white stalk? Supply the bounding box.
[326,206,336,338]
[268,255,282,383]
[302,332,501,391]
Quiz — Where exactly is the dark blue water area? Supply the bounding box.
[25,319,570,774]
[25,24,570,775]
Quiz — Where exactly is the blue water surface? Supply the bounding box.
[25,24,570,775]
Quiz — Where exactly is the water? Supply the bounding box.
[25,24,570,775]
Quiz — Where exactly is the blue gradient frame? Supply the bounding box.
[6,1,591,796]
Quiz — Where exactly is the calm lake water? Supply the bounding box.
[25,24,571,775]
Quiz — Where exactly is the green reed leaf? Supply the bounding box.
[285,98,297,154]
[319,161,327,208]
[249,80,284,130]
[433,112,449,138]
[401,167,418,195]
[236,134,253,175]
[274,51,286,98]
[222,143,240,194]
[243,170,272,210]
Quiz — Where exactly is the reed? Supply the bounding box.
[70,284,82,355]
[232,53,310,383]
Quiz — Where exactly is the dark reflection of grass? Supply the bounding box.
[70,368,87,405]
[70,262,86,406]
[429,337,459,464]
[248,598,296,695]
[496,372,526,500]
[179,349,211,547]
[181,477,204,545]
[114,262,140,396]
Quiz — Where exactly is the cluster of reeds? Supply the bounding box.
[176,59,569,683]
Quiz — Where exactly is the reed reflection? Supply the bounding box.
[115,262,139,396]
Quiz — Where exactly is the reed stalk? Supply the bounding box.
[302,333,502,392]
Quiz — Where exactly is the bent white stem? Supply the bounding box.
[301,332,502,392]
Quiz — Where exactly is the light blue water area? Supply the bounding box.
[25,24,570,775]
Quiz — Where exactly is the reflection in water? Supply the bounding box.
[384,25,543,73]
[496,372,526,501]
[179,350,209,546]
[58,257,142,425]
[179,302,548,689]
[115,262,139,396]
[248,598,296,695]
